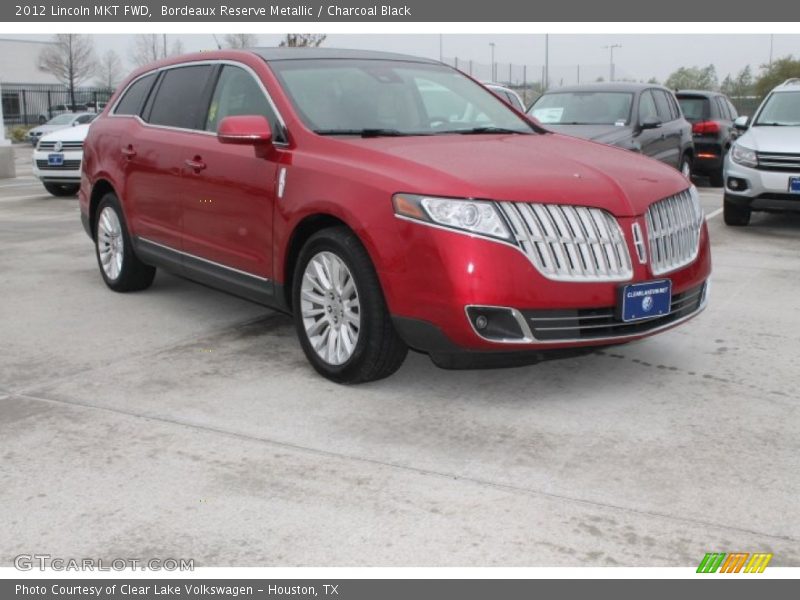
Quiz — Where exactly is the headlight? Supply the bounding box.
[393,194,512,241]
[731,144,758,168]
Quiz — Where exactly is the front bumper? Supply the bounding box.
[724,154,800,212]
[32,149,82,184]
[381,214,712,357]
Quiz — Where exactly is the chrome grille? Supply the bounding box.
[37,141,83,151]
[498,202,632,282]
[645,188,703,276]
[756,152,800,171]
[36,159,81,170]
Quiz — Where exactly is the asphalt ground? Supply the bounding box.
[1,145,798,566]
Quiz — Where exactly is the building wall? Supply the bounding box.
[0,38,60,85]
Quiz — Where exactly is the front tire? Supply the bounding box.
[723,197,751,226]
[43,182,80,197]
[94,193,156,291]
[292,227,408,384]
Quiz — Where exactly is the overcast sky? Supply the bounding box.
[6,33,798,84]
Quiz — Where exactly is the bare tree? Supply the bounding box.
[37,34,96,109]
[131,34,186,67]
[96,49,123,90]
[224,34,259,49]
[279,34,327,48]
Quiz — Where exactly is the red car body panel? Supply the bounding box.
[80,50,711,356]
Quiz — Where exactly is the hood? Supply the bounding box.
[543,123,633,146]
[30,123,73,136]
[736,125,800,154]
[326,132,687,217]
[39,124,92,143]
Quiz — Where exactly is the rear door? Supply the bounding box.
[181,64,287,281]
[652,89,682,167]
[121,64,215,251]
[635,90,666,161]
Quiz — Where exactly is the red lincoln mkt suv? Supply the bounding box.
[79,48,711,383]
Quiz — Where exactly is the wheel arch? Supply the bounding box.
[88,178,118,240]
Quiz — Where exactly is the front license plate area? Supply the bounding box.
[618,280,672,323]
[47,153,64,167]
[789,176,800,194]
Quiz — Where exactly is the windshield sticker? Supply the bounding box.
[531,107,564,123]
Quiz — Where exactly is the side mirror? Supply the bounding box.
[639,116,662,130]
[734,115,749,130]
[217,115,273,146]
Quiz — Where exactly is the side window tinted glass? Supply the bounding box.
[727,99,738,119]
[639,91,658,122]
[148,66,214,129]
[653,90,672,122]
[205,65,282,141]
[115,73,157,116]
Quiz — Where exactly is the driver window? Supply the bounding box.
[206,65,282,141]
[639,91,658,123]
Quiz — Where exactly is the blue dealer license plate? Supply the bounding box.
[47,153,64,167]
[789,177,800,194]
[619,280,672,322]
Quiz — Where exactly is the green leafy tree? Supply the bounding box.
[664,65,718,91]
[754,56,800,99]
[721,65,754,99]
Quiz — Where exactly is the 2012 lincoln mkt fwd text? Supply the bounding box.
[79,48,711,383]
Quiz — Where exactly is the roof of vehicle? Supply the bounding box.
[675,90,724,97]
[541,82,667,94]
[250,47,440,64]
[772,78,800,92]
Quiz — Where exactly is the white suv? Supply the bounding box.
[32,124,92,196]
[723,78,800,226]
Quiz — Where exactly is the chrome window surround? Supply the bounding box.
[497,202,633,282]
[644,188,703,276]
[109,59,290,147]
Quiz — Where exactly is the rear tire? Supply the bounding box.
[44,183,80,197]
[292,227,408,384]
[94,193,156,291]
[723,198,751,226]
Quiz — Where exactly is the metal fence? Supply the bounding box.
[1,83,115,126]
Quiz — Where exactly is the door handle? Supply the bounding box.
[185,157,206,172]
[121,145,136,159]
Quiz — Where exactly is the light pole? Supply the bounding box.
[544,34,549,90]
[489,42,495,81]
[769,34,774,66]
[439,34,443,62]
[603,44,622,82]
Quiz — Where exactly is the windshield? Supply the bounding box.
[754,91,800,126]
[48,114,76,125]
[677,97,709,122]
[269,59,535,136]
[529,91,634,126]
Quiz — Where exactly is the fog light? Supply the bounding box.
[727,177,748,191]
[466,306,529,342]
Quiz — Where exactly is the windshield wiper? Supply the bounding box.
[445,126,531,135]
[314,128,426,138]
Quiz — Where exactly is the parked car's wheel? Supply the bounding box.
[679,154,693,179]
[292,227,408,383]
[709,168,724,187]
[43,183,80,197]
[94,193,156,291]
[723,197,751,227]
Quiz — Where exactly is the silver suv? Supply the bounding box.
[723,78,800,226]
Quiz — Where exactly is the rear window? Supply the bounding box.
[147,65,214,130]
[677,96,709,121]
[115,73,157,116]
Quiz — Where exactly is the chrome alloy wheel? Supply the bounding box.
[681,159,692,178]
[300,251,361,366]
[97,206,124,280]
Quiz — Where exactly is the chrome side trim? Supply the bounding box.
[110,59,290,147]
[137,236,270,282]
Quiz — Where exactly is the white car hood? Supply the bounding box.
[38,124,92,143]
[737,125,800,154]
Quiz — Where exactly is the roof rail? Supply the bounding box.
[782,78,800,85]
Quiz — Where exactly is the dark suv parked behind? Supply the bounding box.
[676,90,740,186]
[528,83,694,177]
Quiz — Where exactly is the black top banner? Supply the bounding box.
[2,0,799,22]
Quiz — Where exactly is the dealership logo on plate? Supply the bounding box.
[642,296,654,312]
